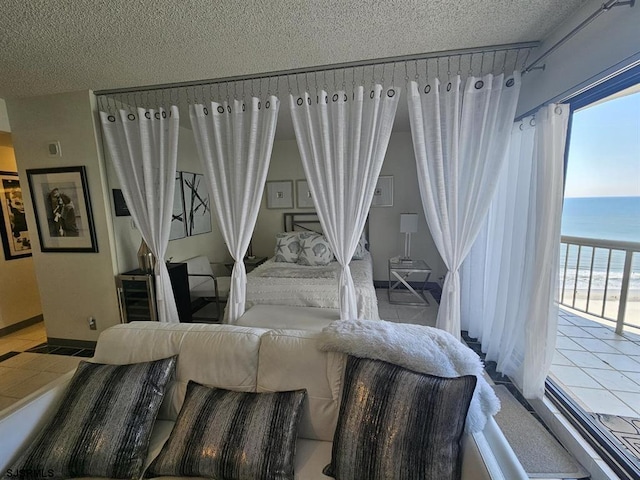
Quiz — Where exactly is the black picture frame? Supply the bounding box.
[0,171,33,260]
[26,166,98,253]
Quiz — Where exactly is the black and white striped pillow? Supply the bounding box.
[324,356,477,480]
[5,356,176,480]
[146,381,307,480]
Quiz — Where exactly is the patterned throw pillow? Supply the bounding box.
[324,356,477,480]
[351,233,368,260]
[298,232,334,266]
[274,232,301,263]
[147,381,307,480]
[5,357,176,480]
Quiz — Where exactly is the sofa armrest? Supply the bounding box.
[0,372,73,472]
[461,417,527,480]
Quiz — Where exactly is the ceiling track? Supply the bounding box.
[94,41,539,97]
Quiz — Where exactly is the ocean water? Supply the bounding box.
[560,196,640,293]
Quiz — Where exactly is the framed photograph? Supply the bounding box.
[371,175,393,207]
[26,166,98,252]
[296,179,314,209]
[182,171,212,236]
[170,173,187,240]
[266,180,293,209]
[0,171,32,260]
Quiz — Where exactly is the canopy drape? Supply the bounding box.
[189,96,279,323]
[461,104,570,398]
[290,84,399,320]
[407,72,521,338]
[100,106,180,323]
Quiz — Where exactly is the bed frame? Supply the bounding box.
[283,212,370,247]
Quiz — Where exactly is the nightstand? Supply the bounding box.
[388,259,432,305]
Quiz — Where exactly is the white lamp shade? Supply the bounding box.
[400,213,418,233]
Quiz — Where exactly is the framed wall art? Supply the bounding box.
[0,171,32,260]
[266,180,293,209]
[169,173,187,240]
[181,171,212,236]
[26,166,98,252]
[296,179,314,209]
[371,175,394,207]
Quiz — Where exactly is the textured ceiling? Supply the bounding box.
[0,0,587,99]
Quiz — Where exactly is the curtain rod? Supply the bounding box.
[95,41,539,96]
[523,0,635,74]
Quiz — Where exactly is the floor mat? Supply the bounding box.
[592,413,640,464]
[493,385,589,479]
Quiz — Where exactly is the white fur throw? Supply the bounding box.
[318,319,500,433]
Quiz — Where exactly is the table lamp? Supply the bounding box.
[400,213,418,262]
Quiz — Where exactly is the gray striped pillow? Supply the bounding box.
[146,381,307,480]
[5,356,176,480]
[324,356,477,480]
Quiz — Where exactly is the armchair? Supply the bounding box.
[183,256,231,322]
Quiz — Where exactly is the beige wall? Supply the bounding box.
[253,133,446,282]
[6,91,120,341]
[0,132,43,330]
[0,99,10,132]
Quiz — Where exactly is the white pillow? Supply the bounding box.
[274,232,301,263]
[298,233,333,266]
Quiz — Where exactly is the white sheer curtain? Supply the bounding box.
[190,96,279,323]
[290,85,399,320]
[100,106,180,323]
[407,72,521,338]
[461,104,570,398]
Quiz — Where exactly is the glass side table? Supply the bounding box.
[388,259,432,305]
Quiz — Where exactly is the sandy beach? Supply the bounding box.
[560,289,640,330]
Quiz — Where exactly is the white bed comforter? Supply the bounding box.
[245,252,379,320]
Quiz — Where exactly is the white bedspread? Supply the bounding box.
[245,252,379,320]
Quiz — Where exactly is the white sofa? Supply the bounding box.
[0,322,527,480]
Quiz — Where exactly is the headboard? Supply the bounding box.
[283,212,370,248]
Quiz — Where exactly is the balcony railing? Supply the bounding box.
[559,235,639,334]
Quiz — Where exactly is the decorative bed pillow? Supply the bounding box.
[5,356,176,480]
[298,232,333,266]
[324,356,477,480]
[275,232,301,263]
[351,233,368,260]
[146,381,307,480]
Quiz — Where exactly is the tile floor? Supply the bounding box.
[0,323,91,411]
[551,307,640,419]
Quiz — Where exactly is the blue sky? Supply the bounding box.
[565,89,640,198]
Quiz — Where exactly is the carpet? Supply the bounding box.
[493,385,588,479]
[592,413,640,463]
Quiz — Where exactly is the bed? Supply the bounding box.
[244,213,379,320]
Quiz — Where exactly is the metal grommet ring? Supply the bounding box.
[227,105,231,113]
[265,100,270,109]
[307,97,311,105]
[446,82,452,92]
[370,90,375,99]
[475,80,484,90]
[297,97,303,106]
[161,111,167,118]
[344,93,348,101]
[203,107,208,115]
[154,112,160,119]
[108,115,116,122]
[387,89,395,97]
[242,103,246,111]
[424,85,431,94]
[519,123,524,131]
[530,118,536,127]
[258,101,261,110]
[144,112,151,119]
[217,106,224,114]
[324,95,328,103]
[555,106,563,114]
[127,113,136,121]
[332,93,339,102]
[506,78,515,88]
